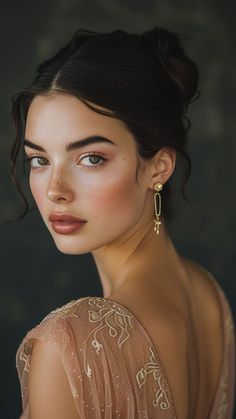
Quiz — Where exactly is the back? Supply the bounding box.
[104,258,235,418]
[182,260,235,418]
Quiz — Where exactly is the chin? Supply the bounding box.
[51,235,90,255]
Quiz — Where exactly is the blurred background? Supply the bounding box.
[0,0,235,417]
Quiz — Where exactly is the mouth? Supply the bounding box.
[50,220,87,235]
[48,212,87,235]
[49,212,87,222]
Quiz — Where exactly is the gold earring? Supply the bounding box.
[153,182,162,235]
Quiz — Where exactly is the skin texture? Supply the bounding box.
[24,93,179,297]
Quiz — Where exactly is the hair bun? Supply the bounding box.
[140,27,200,111]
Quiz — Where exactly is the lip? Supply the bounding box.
[51,221,86,235]
[49,213,87,223]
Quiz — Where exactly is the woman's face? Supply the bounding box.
[24,93,152,255]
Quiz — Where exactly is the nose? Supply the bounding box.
[47,169,75,203]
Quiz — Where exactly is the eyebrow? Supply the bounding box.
[23,135,116,152]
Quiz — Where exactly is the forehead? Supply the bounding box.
[25,93,129,144]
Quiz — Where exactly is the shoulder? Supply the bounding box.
[16,296,177,417]
[25,336,81,419]
[16,297,89,419]
[16,295,143,378]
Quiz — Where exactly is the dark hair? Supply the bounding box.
[9,26,200,225]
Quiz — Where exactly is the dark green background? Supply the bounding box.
[0,1,235,417]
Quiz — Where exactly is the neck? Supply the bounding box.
[91,217,180,298]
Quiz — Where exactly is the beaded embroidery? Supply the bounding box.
[81,297,172,414]
[82,297,133,378]
[136,346,171,410]
[16,287,234,419]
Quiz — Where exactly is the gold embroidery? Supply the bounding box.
[19,342,33,373]
[85,362,92,378]
[136,347,171,411]
[82,297,133,378]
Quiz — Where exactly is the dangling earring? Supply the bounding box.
[153,182,162,235]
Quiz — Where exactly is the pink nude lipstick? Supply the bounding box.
[49,213,87,235]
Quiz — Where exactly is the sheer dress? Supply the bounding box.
[16,271,235,418]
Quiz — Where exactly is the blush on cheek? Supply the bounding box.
[86,169,139,217]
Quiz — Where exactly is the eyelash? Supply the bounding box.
[25,153,107,170]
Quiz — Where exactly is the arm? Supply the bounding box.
[28,339,82,419]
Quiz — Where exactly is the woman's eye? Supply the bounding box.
[81,154,106,168]
[25,154,106,169]
[25,156,49,168]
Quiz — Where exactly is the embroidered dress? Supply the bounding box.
[16,274,235,418]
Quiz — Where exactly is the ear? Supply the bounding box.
[148,147,176,188]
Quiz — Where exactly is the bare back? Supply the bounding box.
[180,258,225,418]
[109,257,226,419]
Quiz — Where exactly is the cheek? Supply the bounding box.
[85,166,141,219]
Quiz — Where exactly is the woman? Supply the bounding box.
[12,27,235,418]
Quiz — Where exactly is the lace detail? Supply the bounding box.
[82,297,133,378]
[136,346,171,411]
